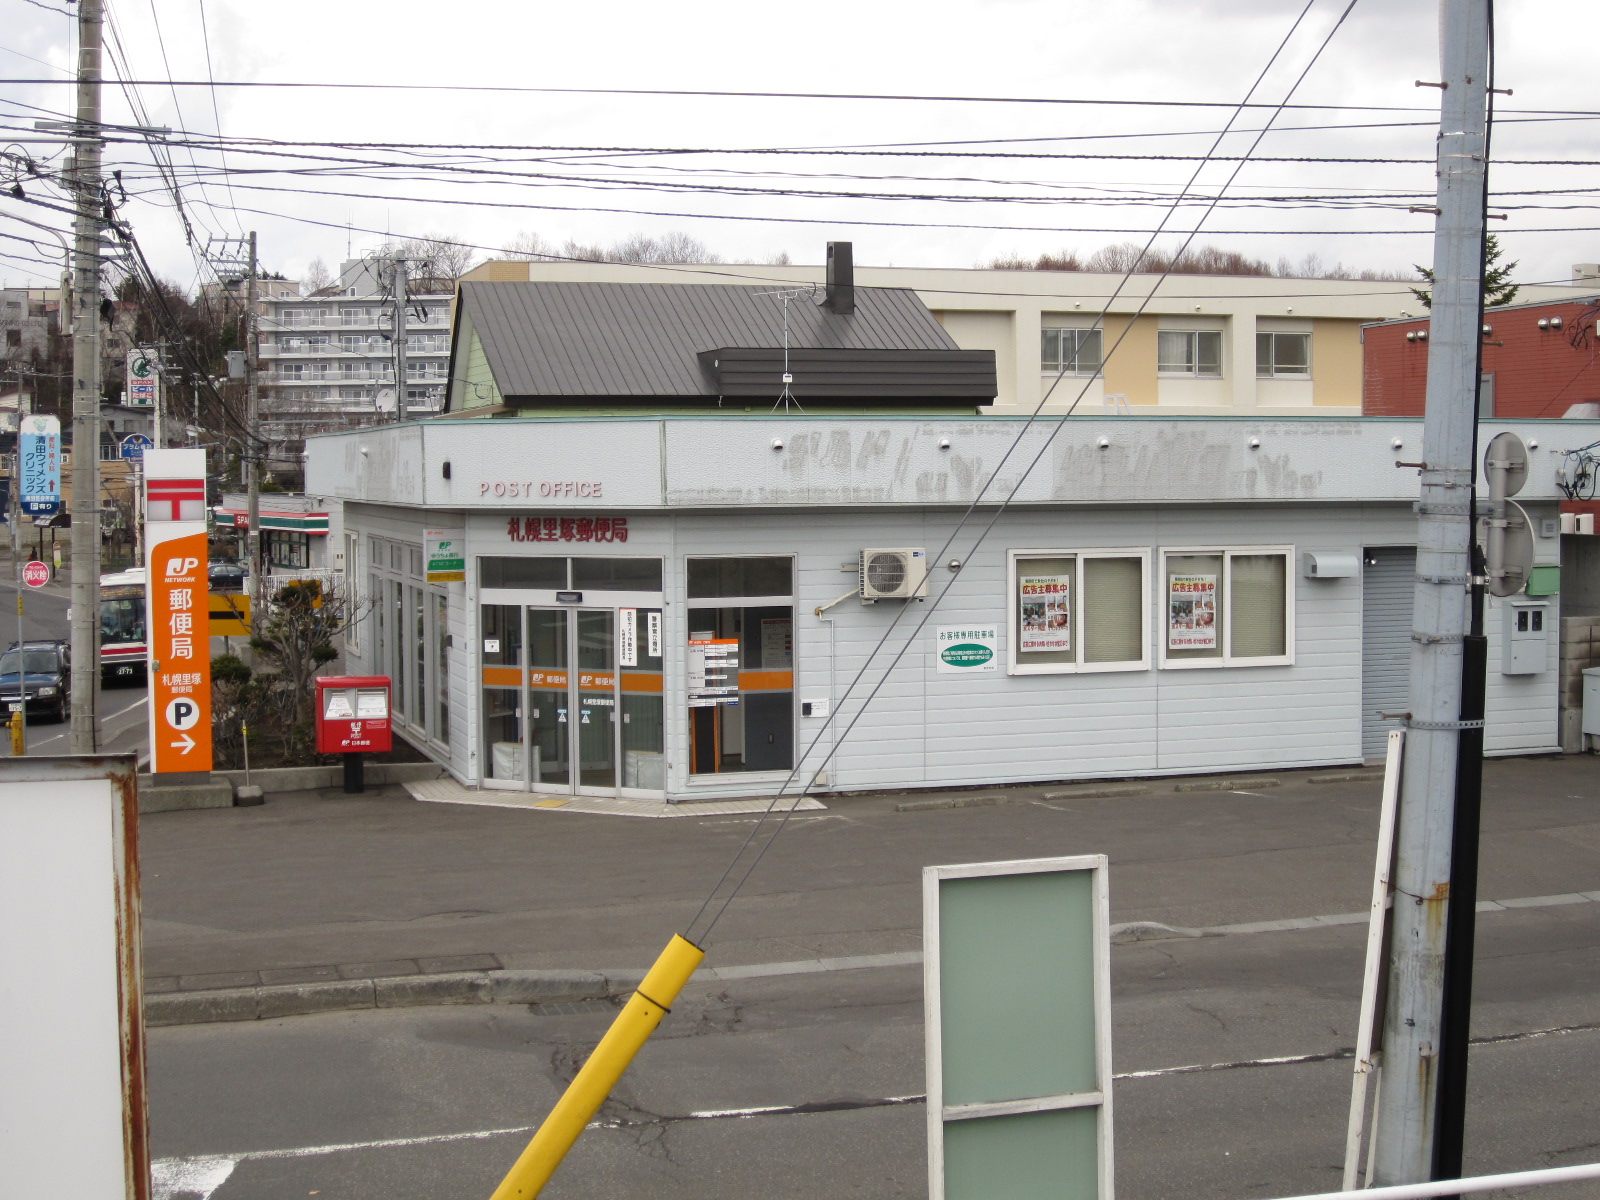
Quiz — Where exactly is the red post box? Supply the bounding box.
[315,676,394,753]
[315,676,391,793]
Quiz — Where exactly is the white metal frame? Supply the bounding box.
[1157,545,1297,670]
[1006,547,1151,675]
[1344,728,1405,1187]
[923,854,1114,1200]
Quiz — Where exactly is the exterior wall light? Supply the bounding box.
[1417,329,1428,341]
[771,438,783,450]
[1097,436,1110,449]
[1406,332,1417,342]
[1538,318,1550,330]
[1482,324,1493,336]
[1248,437,1261,450]
[1551,316,1565,330]
[938,438,951,450]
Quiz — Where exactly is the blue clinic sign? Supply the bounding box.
[18,414,62,516]
[119,434,154,461]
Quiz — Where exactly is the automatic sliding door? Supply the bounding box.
[527,609,571,789]
[575,609,617,793]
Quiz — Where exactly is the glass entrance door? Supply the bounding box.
[482,604,663,798]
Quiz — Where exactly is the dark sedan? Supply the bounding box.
[0,640,71,722]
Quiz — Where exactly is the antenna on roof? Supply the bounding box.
[758,287,812,414]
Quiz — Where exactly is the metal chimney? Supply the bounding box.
[824,241,854,314]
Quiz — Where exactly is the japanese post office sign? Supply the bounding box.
[149,531,213,772]
[144,448,213,774]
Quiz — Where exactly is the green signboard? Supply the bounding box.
[424,529,465,583]
[924,855,1112,1200]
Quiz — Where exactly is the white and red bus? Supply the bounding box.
[98,567,148,684]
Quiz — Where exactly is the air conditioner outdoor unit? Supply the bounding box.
[860,547,928,601]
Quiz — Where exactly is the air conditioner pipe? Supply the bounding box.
[814,587,860,617]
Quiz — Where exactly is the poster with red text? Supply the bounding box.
[1167,574,1218,650]
[1018,575,1071,652]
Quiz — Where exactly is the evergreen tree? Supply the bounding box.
[1410,233,1520,309]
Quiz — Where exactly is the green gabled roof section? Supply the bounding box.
[448,311,504,414]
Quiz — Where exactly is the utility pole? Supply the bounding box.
[68,0,104,755]
[245,231,263,619]
[1371,0,1490,1184]
[391,256,408,423]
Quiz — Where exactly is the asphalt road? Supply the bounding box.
[147,905,1600,1200]
[140,758,1600,1200]
[1,577,151,757]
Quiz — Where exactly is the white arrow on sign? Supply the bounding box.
[170,733,196,754]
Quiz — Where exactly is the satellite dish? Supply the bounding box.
[1479,498,1535,597]
[374,387,397,412]
[1484,431,1527,500]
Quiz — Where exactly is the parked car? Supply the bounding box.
[208,561,249,593]
[0,640,71,722]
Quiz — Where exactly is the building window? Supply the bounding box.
[1041,328,1103,376]
[1009,550,1147,673]
[339,335,364,352]
[687,556,794,775]
[339,307,370,326]
[1256,332,1310,378]
[1159,548,1292,668]
[1158,330,1223,377]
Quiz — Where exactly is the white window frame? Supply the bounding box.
[1157,329,1223,378]
[1041,327,1103,377]
[1157,546,1295,670]
[1256,331,1311,378]
[1007,548,1150,675]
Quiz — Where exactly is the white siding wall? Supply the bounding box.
[342,498,1562,797]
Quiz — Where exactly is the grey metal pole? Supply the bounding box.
[246,232,263,619]
[68,0,103,755]
[1372,0,1490,1183]
[392,257,408,424]
[12,448,28,750]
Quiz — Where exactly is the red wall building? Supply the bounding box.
[1364,296,1600,419]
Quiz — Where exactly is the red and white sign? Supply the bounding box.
[146,477,206,522]
[21,561,49,588]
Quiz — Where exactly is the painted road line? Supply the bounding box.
[151,1024,1600,1197]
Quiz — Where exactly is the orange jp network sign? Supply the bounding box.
[150,531,213,772]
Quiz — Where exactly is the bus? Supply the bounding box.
[99,567,147,684]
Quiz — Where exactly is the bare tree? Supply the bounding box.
[249,577,369,761]
[501,231,556,261]
[301,258,332,294]
[383,232,478,284]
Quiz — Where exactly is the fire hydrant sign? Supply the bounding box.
[144,448,213,774]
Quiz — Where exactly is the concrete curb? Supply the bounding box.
[146,968,615,1027]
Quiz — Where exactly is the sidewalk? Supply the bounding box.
[138,754,1600,1025]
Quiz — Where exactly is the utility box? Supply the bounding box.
[315,675,393,754]
[1583,668,1600,738]
[1502,600,1549,676]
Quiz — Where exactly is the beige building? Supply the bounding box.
[464,255,1584,416]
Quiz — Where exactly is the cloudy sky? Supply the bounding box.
[0,0,1593,296]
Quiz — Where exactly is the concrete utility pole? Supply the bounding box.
[245,231,264,619]
[1372,0,1491,1184]
[391,256,408,424]
[68,0,104,755]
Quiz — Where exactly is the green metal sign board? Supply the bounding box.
[924,855,1113,1200]
[424,529,465,583]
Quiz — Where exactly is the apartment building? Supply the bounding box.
[255,259,452,475]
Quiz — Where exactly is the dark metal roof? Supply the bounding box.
[458,281,969,399]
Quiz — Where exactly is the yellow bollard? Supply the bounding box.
[9,709,23,756]
[488,933,706,1199]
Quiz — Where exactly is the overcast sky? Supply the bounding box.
[0,0,1593,299]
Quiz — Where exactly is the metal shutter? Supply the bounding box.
[1362,548,1416,760]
